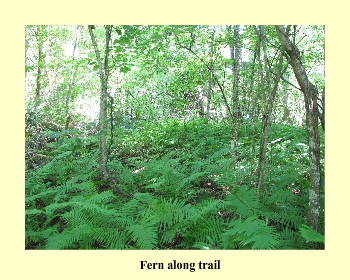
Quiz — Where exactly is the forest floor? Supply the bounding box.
[25,117,325,249]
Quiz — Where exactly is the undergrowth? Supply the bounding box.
[25,118,324,249]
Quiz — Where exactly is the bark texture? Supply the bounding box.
[88,25,111,181]
[275,25,321,231]
[254,26,289,195]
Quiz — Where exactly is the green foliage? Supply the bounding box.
[25,116,324,249]
[222,216,279,249]
[299,224,325,244]
[223,187,260,218]
[26,105,324,250]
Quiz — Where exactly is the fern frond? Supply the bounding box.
[264,210,303,229]
[207,147,231,161]
[151,198,192,228]
[126,212,158,249]
[133,192,155,203]
[92,227,128,249]
[25,188,60,206]
[26,227,58,249]
[45,223,91,249]
[159,228,178,245]
[195,198,222,217]
[45,202,129,249]
[26,209,43,215]
[275,227,303,249]
[222,216,279,249]
[188,215,225,247]
[84,190,115,204]
[299,224,325,244]
[224,187,260,218]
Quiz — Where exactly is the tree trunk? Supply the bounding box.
[206,29,215,121]
[318,87,325,131]
[227,25,241,159]
[88,25,111,181]
[275,25,322,231]
[256,35,287,195]
[281,73,292,124]
[65,26,80,130]
[35,25,45,99]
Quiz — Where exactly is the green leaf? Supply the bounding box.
[114,46,123,53]
[115,28,122,36]
[120,66,131,73]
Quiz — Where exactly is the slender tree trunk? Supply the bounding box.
[256,47,288,195]
[281,73,292,124]
[227,25,241,159]
[25,39,29,79]
[256,25,273,195]
[35,25,45,99]
[275,25,322,231]
[206,73,212,117]
[65,26,80,130]
[206,29,215,121]
[249,62,257,171]
[88,25,111,181]
[318,87,325,131]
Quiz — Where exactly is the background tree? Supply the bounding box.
[34,25,45,99]
[256,25,290,195]
[65,26,80,130]
[227,25,241,160]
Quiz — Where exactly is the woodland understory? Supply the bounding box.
[25,25,325,250]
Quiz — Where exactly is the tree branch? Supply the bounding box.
[173,30,234,121]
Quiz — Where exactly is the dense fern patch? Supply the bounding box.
[25,118,324,249]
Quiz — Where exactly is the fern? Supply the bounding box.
[260,188,307,231]
[26,188,60,206]
[263,211,303,230]
[26,119,324,250]
[46,224,91,249]
[159,228,178,245]
[175,199,223,248]
[191,215,225,247]
[223,187,260,218]
[26,174,129,249]
[299,224,325,244]
[44,196,129,249]
[222,216,279,249]
[195,198,222,218]
[151,198,194,228]
[275,227,304,249]
[95,228,130,249]
[126,212,158,249]
[26,227,58,249]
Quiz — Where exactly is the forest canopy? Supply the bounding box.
[25,25,325,250]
